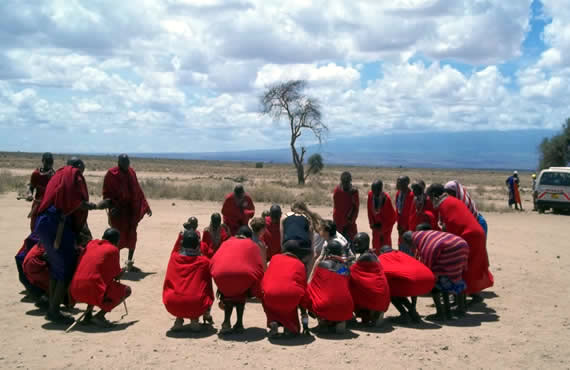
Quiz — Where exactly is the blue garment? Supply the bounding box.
[506,176,517,205]
[436,276,466,294]
[15,232,43,295]
[477,213,488,237]
[35,206,78,282]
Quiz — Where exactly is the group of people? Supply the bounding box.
[14,154,494,338]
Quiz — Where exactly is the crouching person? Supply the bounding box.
[210,226,264,335]
[163,230,214,332]
[349,233,390,327]
[70,228,131,328]
[307,240,354,334]
[261,240,311,338]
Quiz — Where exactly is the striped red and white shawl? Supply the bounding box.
[444,180,479,218]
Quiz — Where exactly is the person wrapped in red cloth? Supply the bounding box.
[395,176,415,245]
[221,185,255,236]
[349,233,390,327]
[201,213,231,258]
[70,229,131,328]
[260,205,282,261]
[210,226,264,334]
[26,152,55,232]
[427,184,494,304]
[163,230,214,332]
[409,180,439,232]
[379,245,435,324]
[367,180,397,253]
[307,240,354,334]
[23,243,50,294]
[261,240,312,337]
[35,157,97,324]
[333,172,359,241]
[15,232,43,299]
[402,230,469,321]
[99,154,151,273]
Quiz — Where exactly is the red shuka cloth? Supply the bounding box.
[221,193,255,236]
[438,196,494,294]
[37,166,89,233]
[210,237,264,303]
[409,197,440,231]
[22,244,49,292]
[70,239,124,310]
[261,254,309,333]
[163,237,214,319]
[307,267,354,322]
[103,167,150,250]
[379,251,435,297]
[261,216,281,261]
[367,191,397,251]
[29,169,54,231]
[395,190,415,243]
[349,260,391,312]
[202,226,230,258]
[333,186,359,240]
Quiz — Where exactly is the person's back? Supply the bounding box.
[379,249,435,298]
[283,214,310,245]
[70,239,121,306]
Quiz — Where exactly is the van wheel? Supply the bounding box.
[538,207,545,214]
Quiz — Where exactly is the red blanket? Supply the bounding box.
[409,197,440,231]
[202,226,230,258]
[307,266,354,322]
[22,244,49,292]
[333,186,359,239]
[379,251,435,297]
[163,239,214,319]
[38,166,89,233]
[70,239,121,307]
[210,237,264,302]
[367,191,397,251]
[221,193,255,236]
[349,260,391,312]
[103,167,150,250]
[29,169,54,231]
[261,216,281,261]
[261,254,309,333]
[439,196,494,294]
[395,190,415,243]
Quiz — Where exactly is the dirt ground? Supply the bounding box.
[1,193,569,369]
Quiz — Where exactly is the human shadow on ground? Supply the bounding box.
[387,316,442,330]
[41,320,138,332]
[479,291,499,300]
[166,324,217,339]
[25,308,46,317]
[120,271,156,282]
[310,326,360,341]
[268,334,316,346]
[217,327,266,343]
[424,303,499,328]
[349,321,395,334]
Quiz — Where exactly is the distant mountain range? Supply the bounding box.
[132,130,555,170]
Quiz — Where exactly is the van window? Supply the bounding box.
[540,172,570,186]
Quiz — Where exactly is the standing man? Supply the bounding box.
[35,158,97,324]
[367,180,396,253]
[221,184,255,236]
[395,176,414,244]
[261,204,282,261]
[531,173,538,211]
[333,171,359,241]
[26,152,55,231]
[506,171,522,210]
[99,154,151,273]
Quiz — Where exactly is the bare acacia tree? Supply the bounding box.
[260,80,327,185]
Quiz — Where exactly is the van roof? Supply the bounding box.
[548,167,570,171]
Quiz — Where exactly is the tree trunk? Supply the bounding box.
[296,163,305,185]
[291,143,305,185]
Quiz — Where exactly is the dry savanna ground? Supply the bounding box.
[1,153,568,369]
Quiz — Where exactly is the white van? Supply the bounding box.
[536,167,570,213]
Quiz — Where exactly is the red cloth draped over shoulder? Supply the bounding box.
[30,169,53,201]
[349,260,391,312]
[395,190,415,243]
[367,191,397,250]
[409,197,440,231]
[221,193,255,236]
[163,238,214,319]
[438,196,494,294]
[210,237,264,302]
[333,186,359,239]
[261,254,309,333]
[22,244,49,292]
[202,226,230,258]
[261,216,281,261]
[37,166,89,232]
[307,267,354,322]
[70,239,121,307]
[379,251,435,297]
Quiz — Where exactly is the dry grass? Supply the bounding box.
[0,170,29,195]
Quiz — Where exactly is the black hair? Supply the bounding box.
[182,229,200,249]
[426,183,445,199]
[237,225,253,238]
[102,228,121,246]
[371,180,383,193]
[352,232,370,254]
[322,220,337,236]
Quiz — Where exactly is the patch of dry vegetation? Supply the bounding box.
[0,170,29,195]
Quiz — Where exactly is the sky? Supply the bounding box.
[0,0,569,154]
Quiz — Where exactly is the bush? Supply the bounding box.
[0,170,29,195]
[255,162,264,169]
[539,118,570,170]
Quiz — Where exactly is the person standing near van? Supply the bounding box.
[506,171,522,211]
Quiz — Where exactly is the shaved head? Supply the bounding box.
[118,154,130,172]
[102,228,121,246]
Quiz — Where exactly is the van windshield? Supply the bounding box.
[540,172,570,186]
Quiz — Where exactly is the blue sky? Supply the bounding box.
[0,0,569,154]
